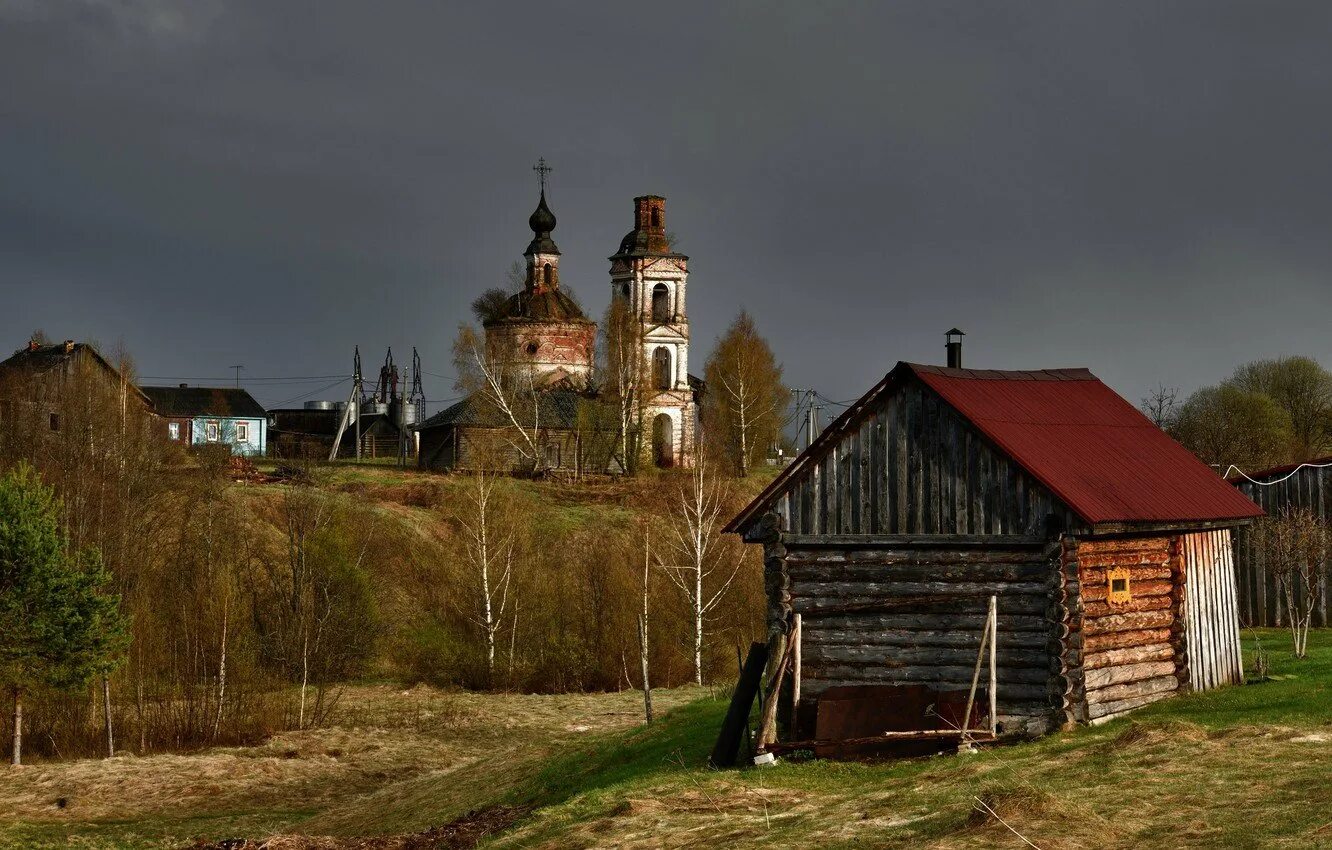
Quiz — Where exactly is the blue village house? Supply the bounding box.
[140,384,267,456]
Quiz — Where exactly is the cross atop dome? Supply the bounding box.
[532,157,552,193]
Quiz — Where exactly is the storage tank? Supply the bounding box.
[304,400,336,411]
[393,401,417,426]
[334,399,360,418]
[365,402,390,416]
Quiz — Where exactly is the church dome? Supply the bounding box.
[526,190,560,255]
[486,288,591,326]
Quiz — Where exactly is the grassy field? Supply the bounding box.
[2,629,1330,849]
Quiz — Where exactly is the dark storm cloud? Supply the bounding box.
[2,1,1331,411]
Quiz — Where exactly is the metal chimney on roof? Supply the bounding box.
[946,328,965,369]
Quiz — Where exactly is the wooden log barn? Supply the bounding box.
[723,356,1264,758]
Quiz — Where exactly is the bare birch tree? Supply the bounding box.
[1255,505,1329,658]
[452,323,545,472]
[1140,383,1179,430]
[638,525,654,723]
[450,466,519,682]
[703,312,790,476]
[602,296,647,475]
[657,456,745,684]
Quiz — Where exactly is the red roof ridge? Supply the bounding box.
[904,363,1096,381]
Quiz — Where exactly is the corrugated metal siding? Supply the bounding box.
[1182,530,1244,690]
[1231,464,1332,627]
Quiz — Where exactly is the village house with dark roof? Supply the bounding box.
[723,341,1263,759]
[140,384,268,456]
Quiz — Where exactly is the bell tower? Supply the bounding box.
[609,195,695,468]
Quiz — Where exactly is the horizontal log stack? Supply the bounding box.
[785,542,1063,738]
[1062,536,1186,724]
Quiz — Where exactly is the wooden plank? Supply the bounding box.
[1085,674,1178,703]
[804,627,1051,650]
[709,641,768,768]
[1084,660,1176,691]
[782,534,1049,548]
[802,643,1050,669]
[1082,643,1173,670]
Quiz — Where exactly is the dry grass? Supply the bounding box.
[0,684,696,849]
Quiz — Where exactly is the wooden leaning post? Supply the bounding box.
[959,595,999,748]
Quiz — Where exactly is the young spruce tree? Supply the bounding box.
[0,463,128,766]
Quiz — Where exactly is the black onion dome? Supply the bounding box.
[526,190,560,255]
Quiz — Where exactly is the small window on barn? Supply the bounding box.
[168,422,180,440]
[544,441,560,469]
[236,421,250,443]
[1107,568,1132,605]
[48,412,60,432]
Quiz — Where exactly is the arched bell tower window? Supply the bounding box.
[542,263,553,288]
[651,208,662,228]
[652,413,674,468]
[651,283,670,323]
[652,346,672,390]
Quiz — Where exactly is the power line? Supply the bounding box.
[266,379,350,409]
[140,374,351,384]
[1225,460,1332,486]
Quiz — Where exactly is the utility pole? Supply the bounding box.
[229,365,244,388]
[353,347,363,461]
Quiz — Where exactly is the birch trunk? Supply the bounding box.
[299,630,309,730]
[102,677,114,758]
[10,688,20,767]
[640,532,654,723]
[213,598,229,740]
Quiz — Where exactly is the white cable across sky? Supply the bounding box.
[1223,460,1332,486]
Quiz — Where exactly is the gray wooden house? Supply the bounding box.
[726,360,1263,750]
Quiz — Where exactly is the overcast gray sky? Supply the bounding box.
[3,1,1330,414]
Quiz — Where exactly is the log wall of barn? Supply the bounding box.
[786,542,1064,737]
[1061,536,1185,725]
[1232,465,1332,627]
[773,380,1078,538]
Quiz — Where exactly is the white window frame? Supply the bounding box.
[168,422,180,440]
[236,421,249,443]
[205,420,220,442]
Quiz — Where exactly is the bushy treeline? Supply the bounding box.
[0,351,767,761]
[1148,355,1332,473]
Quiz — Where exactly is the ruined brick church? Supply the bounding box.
[417,173,698,473]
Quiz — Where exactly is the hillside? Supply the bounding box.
[1,629,1328,848]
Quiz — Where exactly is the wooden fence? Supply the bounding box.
[1231,463,1332,628]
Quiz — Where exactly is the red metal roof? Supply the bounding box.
[725,362,1263,535]
[910,364,1263,525]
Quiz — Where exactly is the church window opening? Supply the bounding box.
[651,283,671,323]
[526,342,539,356]
[542,263,553,288]
[652,413,674,468]
[652,347,672,390]
[651,208,661,228]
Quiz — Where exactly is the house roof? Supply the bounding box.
[140,385,266,418]
[0,341,151,406]
[726,362,1262,534]
[417,389,583,432]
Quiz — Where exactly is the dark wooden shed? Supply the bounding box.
[726,362,1263,749]
[1229,459,1332,627]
